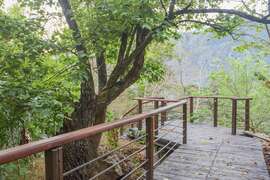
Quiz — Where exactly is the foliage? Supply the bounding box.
[0,155,44,180]
[0,6,81,178]
[0,9,80,149]
[105,111,119,149]
[232,23,269,55]
[1,0,270,178]
[207,58,270,133]
[135,42,173,95]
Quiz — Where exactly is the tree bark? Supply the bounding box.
[57,1,105,178]
[60,83,107,179]
[56,0,270,179]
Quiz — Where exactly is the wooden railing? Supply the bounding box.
[188,96,251,135]
[0,95,251,180]
[134,96,252,135]
[0,99,188,180]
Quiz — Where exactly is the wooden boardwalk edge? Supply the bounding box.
[155,122,270,180]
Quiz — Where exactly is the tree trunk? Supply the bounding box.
[60,80,108,179]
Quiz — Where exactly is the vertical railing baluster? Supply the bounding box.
[161,101,167,126]
[138,99,143,130]
[154,101,159,136]
[189,97,194,123]
[245,99,250,131]
[45,147,63,180]
[232,98,237,135]
[183,103,187,144]
[146,116,154,180]
[213,97,218,127]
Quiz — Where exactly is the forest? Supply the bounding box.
[0,0,270,179]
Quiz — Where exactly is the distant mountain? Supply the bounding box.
[166,31,269,87]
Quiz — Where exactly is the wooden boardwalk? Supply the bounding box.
[155,122,270,180]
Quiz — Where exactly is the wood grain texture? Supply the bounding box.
[155,122,269,180]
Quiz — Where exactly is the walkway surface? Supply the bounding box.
[155,122,270,180]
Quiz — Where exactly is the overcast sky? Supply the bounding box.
[3,0,16,9]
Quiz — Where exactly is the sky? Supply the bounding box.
[3,0,16,9]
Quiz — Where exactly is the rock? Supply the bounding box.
[127,128,141,139]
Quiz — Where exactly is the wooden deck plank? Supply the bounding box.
[154,122,269,180]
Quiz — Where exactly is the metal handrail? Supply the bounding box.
[153,142,179,168]
[120,160,148,180]
[63,134,146,177]
[120,100,153,119]
[134,95,251,134]
[134,95,252,102]
[0,95,252,180]
[88,146,147,180]
[0,100,187,165]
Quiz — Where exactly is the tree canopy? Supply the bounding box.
[1,0,270,179]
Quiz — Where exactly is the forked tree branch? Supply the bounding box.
[104,3,270,104]
[102,29,153,104]
[106,27,152,89]
[59,0,270,106]
[106,31,129,87]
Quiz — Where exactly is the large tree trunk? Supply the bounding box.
[57,1,149,178]
[60,80,108,179]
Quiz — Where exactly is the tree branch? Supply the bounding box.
[106,27,152,89]
[159,0,168,16]
[58,0,95,96]
[168,0,176,19]
[241,0,263,17]
[178,19,238,40]
[268,0,270,14]
[106,31,129,87]
[118,31,129,63]
[99,49,146,104]
[265,24,270,41]
[96,50,107,92]
[175,8,270,24]
[100,2,270,105]
[101,28,152,104]
[125,27,136,59]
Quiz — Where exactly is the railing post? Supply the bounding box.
[137,99,143,130]
[213,97,218,127]
[45,147,63,180]
[189,97,194,123]
[154,101,159,136]
[183,103,187,144]
[146,116,154,180]
[245,99,250,131]
[161,101,167,126]
[231,98,237,135]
